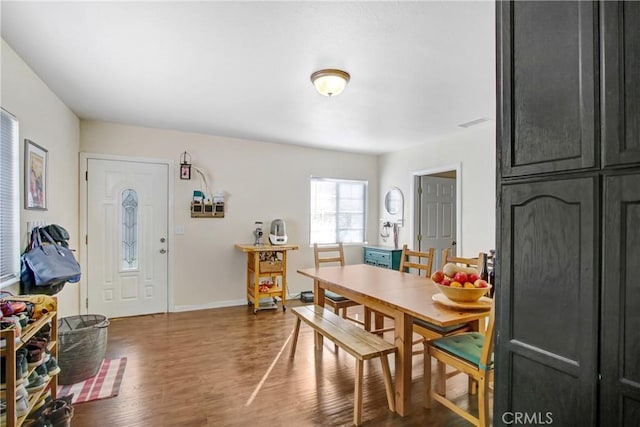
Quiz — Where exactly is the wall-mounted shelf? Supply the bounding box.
[191,201,224,218]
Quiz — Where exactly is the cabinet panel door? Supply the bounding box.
[601,173,640,425]
[602,1,640,167]
[495,177,598,426]
[498,1,597,177]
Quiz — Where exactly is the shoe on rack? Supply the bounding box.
[28,336,50,348]
[35,363,51,379]
[15,384,28,401]
[35,323,52,342]
[0,398,6,424]
[17,348,29,380]
[16,394,29,418]
[45,357,61,376]
[27,347,48,369]
[25,371,48,393]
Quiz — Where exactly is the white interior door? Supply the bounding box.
[418,176,457,269]
[86,158,169,318]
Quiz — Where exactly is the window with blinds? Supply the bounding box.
[310,177,367,244]
[1,108,20,288]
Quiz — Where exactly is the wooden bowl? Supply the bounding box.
[434,282,491,302]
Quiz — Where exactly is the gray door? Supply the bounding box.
[416,175,456,269]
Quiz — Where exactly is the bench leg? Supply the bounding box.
[380,354,395,412]
[333,306,341,353]
[290,317,301,358]
[354,359,363,426]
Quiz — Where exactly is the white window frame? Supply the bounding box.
[309,176,368,245]
[1,108,20,288]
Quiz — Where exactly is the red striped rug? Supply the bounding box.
[58,358,127,404]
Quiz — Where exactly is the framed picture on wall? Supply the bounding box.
[25,139,48,210]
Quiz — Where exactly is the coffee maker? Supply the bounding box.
[269,219,288,245]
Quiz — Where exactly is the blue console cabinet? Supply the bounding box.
[363,246,402,270]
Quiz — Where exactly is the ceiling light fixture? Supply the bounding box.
[310,69,350,97]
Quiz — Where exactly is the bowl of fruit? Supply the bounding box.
[430,263,491,302]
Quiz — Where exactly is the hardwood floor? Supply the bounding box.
[71,300,490,426]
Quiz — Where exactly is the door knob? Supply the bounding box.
[160,237,166,243]
[160,249,167,254]
[452,241,457,246]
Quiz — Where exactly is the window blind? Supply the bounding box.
[0,108,20,287]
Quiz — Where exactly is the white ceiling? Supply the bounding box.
[1,1,496,155]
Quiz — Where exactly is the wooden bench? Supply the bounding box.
[290,305,397,426]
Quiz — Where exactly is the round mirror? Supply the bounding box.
[384,187,403,215]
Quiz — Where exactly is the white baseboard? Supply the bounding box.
[173,298,247,312]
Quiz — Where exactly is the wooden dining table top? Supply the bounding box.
[297,264,490,327]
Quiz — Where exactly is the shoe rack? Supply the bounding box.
[1,298,58,427]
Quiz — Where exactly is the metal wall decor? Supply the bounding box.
[179,151,191,180]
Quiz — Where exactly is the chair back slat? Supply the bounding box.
[441,249,487,274]
[399,245,434,277]
[314,243,345,268]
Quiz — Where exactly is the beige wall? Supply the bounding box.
[1,39,80,316]
[378,123,496,258]
[80,121,378,310]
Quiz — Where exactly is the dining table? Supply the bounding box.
[297,263,491,417]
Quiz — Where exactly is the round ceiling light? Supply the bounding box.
[310,69,350,97]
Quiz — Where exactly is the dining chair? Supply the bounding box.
[398,245,474,352]
[399,244,434,276]
[424,300,495,427]
[313,243,363,326]
[370,245,466,353]
[441,249,487,275]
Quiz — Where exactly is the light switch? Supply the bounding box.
[175,225,185,235]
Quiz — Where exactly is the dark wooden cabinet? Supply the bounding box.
[497,177,599,426]
[496,1,640,426]
[498,0,597,178]
[602,2,640,167]
[601,172,640,425]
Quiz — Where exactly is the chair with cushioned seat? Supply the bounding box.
[401,245,473,351]
[424,301,495,427]
[370,246,470,352]
[313,243,363,326]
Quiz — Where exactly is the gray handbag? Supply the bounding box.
[23,227,81,286]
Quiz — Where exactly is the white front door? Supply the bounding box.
[86,158,169,318]
[417,176,457,269]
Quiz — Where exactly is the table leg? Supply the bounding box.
[280,251,287,310]
[394,311,413,416]
[314,279,325,348]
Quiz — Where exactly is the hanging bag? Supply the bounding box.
[23,227,81,287]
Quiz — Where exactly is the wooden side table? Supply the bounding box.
[234,243,299,314]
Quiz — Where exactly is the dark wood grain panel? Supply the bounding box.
[602,1,640,166]
[622,396,640,426]
[601,172,640,425]
[509,353,578,427]
[495,176,598,426]
[499,0,597,177]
